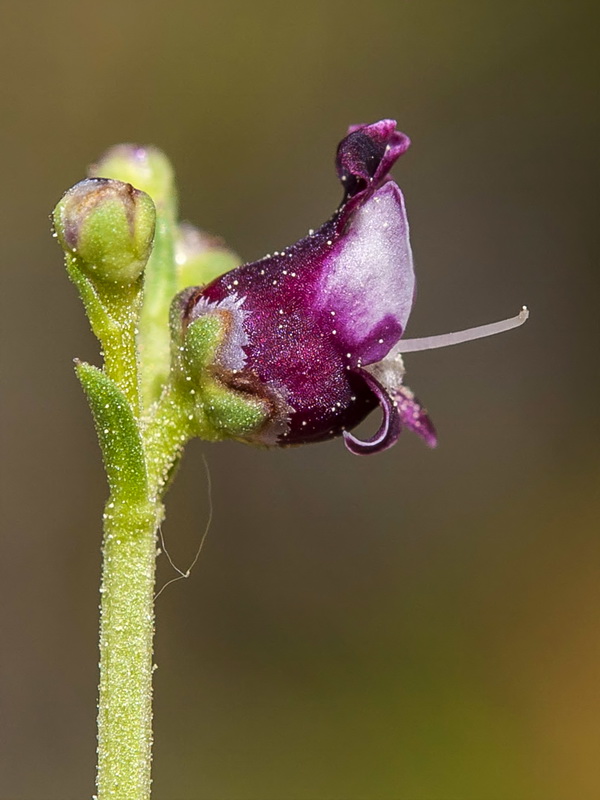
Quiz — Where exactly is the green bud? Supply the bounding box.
[53,178,156,285]
[175,222,240,290]
[90,144,176,214]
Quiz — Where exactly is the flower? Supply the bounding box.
[181,120,528,454]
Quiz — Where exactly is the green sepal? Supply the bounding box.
[182,314,226,373]
[175,313,270,440]
[76,362,148,505]
[201,381,269,440]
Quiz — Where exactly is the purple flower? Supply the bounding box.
[183,120,528,454]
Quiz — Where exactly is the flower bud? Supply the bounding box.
[53,178,156,285]
[90,144,175,213]
[175,222,240,290]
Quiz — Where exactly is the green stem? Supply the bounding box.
[144,382,194,498]
[66,256,143,418]
[95,383,191,800]
[96,498,161,800]
[99,285,143,417]
[138,214,177,410]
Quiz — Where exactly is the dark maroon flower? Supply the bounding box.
[183,120,528,454]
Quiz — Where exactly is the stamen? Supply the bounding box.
[397,306,529,353]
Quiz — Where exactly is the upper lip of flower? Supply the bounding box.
[336,119,411,207]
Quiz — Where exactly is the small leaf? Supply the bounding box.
[76,362,148,505]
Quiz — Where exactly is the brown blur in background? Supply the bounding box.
[1,1,599,798]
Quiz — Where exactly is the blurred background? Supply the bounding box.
[1,1,598,798]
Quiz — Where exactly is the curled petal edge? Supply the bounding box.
[343,370,401,455]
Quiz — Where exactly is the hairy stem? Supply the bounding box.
[94,382,191,799]
[99,285,143,417]
[144,383,194,498]
[96,499,162,800]
[138,214,177,410]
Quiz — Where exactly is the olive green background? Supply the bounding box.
[1,1,598,798]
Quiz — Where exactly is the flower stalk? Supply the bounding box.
[96,498,160,800]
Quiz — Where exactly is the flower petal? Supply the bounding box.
[315,181,415,365]
[393,385,437,447]
[343,370,401,455]
[337,119,410,203]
